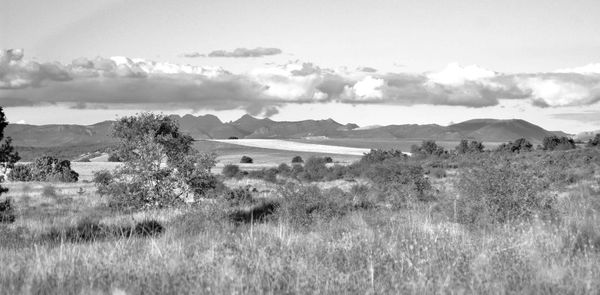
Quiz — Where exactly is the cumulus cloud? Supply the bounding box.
[2,49,600,115]
[207,47,282,58]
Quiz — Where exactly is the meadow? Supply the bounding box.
[1,139,600,294]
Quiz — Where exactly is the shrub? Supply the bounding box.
[291,156,304,163]
[104,113,219,210]
[301,157,329,182]
[42,185,58,198]
[228,136,239,140]
[587,134,600,147]
[224,186,253,206]
[229,200,279,223]
[411,140,447,157]
[240,156,253,163]
[107,152,121,162]
[276,184,352,228]
[365,160,432,207]
[454,163,556,227]
[324,156,333,163]
[277,163,291,176]
[93,170,113,196]
[496,138,533,153]
[222,164,240,178]
[0,198,15,223]
[428,167,447,179]
[541,136,576,151]
[134,220,165,237]
[360,149,405,165]
[455,140,485,154]
[8,164,32,181]
[248,168,278,183]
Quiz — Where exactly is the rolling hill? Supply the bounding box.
[5,115,569,149]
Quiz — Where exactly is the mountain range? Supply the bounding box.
[5,114,572,148]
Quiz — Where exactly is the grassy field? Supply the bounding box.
[295,138,506,151]
[3,144,600,294]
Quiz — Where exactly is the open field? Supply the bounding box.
[1,167,600,294]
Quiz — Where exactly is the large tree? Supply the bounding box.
[98,113,218,210]
[0,107,20,223]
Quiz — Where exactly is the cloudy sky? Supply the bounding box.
[1,0,600,133]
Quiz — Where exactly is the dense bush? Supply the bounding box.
[0,198,15,223]
[300,157,329,182]
[222,164,240,178]
[365,160,432,208]
[291,156,304,163]
[496,138,533,153]
[454,163,556,227]
[98,113,220,210]
[541,136,576,151]
[223,186,254,206]
[8,156,78,182]
[587,134,600,147]
[240,156,253,163]
[455,140,484,154]
[248,167,278,183]
[360,149,406,164]
[411,140,447,157]
[107,152,121,162]
[324,156,333,163]
[8,164,32,181]
[45,218,165,243]
[276,184,352,228]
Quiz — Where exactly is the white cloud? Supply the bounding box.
[427,62,496,86]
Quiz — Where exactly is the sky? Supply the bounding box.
[1,0,600,133]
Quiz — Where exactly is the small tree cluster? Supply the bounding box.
[411,140,447,157]
[360,149,405,165]
[9,156,78,182]
[94,113,219,210]
[240,156,253,163]
[291,156,304,163]
[455,140,485,154]
[495,138,533,153]
[541,136,575,151]
[587,134,600,147]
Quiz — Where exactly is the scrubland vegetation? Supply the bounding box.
[2,112,600,294]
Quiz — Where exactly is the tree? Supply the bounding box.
[97,113,218,210]
[541,136,575,151]
[0,107,19,223]
[291,156,304,163]
[240,156,253,163]
[587,134,600,147]
[496,138,533,153]
[411,140,446,157]
[455,140,485,154]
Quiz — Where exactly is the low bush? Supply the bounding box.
[9,156,78,182]
[248,168,278,183]
[223,186,254,206]
[8,164,32,181]
[541,136,576,151]
[587,134,600,147]
[222,164,240,178]
[42,185,58,199]
[0,198,16,223]
[495,138,533,153]
[107,153,121,162]
[229,200,279,223]
[454,163,557,227]
[276,184,352,228]
[365,160,433,208]
[291,156,304,164]
[240,156,253,164]
[44,218,165,243]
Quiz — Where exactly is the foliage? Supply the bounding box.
[455,140,485,154]
[411,140,447,157]
[7,164,32,181]
[240,155,253,163]
[587,134,600,147]
[98,113,219,210]
[291,156,304,163]
[276,184,352,228]
[222,164,240,178]
[495,138,533,153]
[0,198,15,223]
[541,136,575,151]
[223,186,254,206]
[360,149,405,165]
[454,163,557,227]
[0,106,20,200]
[365,160,432,208]
[107,152,121,162]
